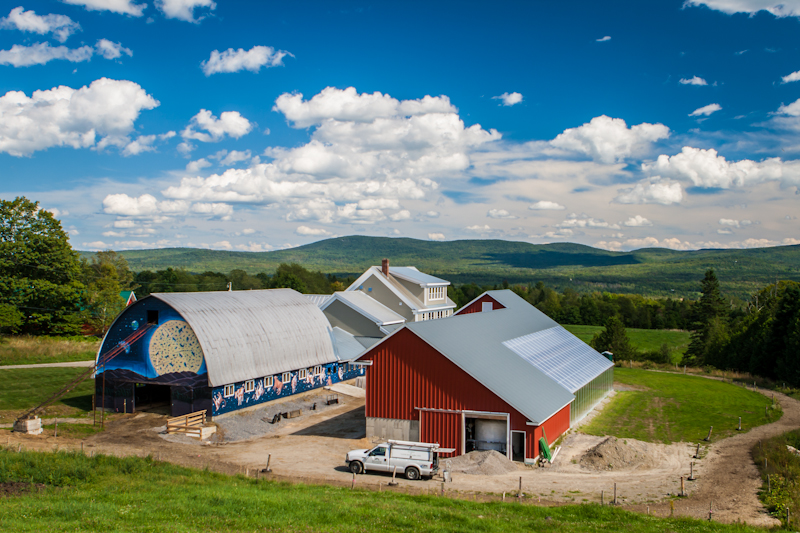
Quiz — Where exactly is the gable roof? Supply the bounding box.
[346,266,456,313]
[150,289,338,387]
[321,291,406,331]
[388,266,449,286]
[305,294,333,307]
[361,290,610,425]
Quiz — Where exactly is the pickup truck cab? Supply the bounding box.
[345,439,454,480]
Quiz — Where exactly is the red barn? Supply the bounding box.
[357,290,613,463]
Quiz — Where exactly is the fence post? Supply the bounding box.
[704,426,713,441]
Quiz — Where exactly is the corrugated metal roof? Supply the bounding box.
[389,266,449,286]
[402,290,577,425]
[504,327,614,393]
[151,289,337,387]
[325,291,406,325]
[331,327,366,361]
[305,294,333,307]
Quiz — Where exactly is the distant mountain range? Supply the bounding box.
[80,236,800,299]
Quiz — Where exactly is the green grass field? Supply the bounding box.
[0,449,766,532]
[0,367,94,422]
[0,336,99,366]
[582,368,780,444]
[563,325,691,353]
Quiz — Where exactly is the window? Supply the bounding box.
[281,372,291,383]
[265,376,274,388]
[428,286,445,301]
[147,310,159,325]
[223,384,235,397]
[313,365,323,376]
[369,446,387,457]
[298,369,307,380]
[244,380,254,393]
[367,287,372,292]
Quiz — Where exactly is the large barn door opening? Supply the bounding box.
[134,383,170,413]
[463,411,510,458]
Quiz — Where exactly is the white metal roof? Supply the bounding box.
[322,291,406,326]
[388,267,449,286]
[305,294,333,307]
[151,289,337,387]
[346,266,456,314]
[331,327,366,361]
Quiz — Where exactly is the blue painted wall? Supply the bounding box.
[211,362,364,416]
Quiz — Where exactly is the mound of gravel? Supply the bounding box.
[579,437,656,471]
[445,450,520,475]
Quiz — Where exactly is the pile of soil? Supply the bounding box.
[579,437,657,471]
[445,450,520,475]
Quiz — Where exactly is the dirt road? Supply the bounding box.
[3,383,798,526]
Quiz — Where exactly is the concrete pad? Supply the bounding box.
[13,417,43,435]
[326,383,366,398]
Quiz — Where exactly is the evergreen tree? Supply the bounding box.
[685,268,727,365]
[590,316,636,361]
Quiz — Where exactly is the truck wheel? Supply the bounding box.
[349,461,363,475]
[405,466,420,480]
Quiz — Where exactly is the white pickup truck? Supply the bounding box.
[345,440,455,480]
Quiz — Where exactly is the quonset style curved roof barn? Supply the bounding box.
[96,289,362,417]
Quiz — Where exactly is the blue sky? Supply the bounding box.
[1,0,799,253]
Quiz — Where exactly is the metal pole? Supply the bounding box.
[101,363,106,429]
[92,394,96,426]
[613,482,617,505]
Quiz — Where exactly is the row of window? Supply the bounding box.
[427,286,445,301]
[222,364,359,398]
[419,309,450,321]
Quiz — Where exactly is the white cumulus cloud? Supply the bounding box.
[156,0,216,22]
[0,7,81,42]
[679,76,708,86]
[428,233,446,241]
[492,92,523,106]
[614,178,684,205]
[186,158,212,172]
[296,226,331,236]
[201,45,291,75]
[0,42,93,66]
[62,0,146,17]
[181,109,252,143]
[596,36,611,42]
[719,218,752,228]
[642,146,800,188]
[781,70,800,83]
[550,115,670,164]
[529,200,566,210]
[273,86,459,128]
[95,39,132,59]
[0,78,158,156]
[689,103,722,116]
[684,1,800,18]
[487,208,517,219]
[122,131,175,156]
[624,215,653,227]
[555,214,620,230]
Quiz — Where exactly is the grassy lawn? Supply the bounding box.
[0,449,766,533]
[0,336,99,366]
[563,325,690,353]
[752,428,800,526]
[0,367,94,423]
[582,368,780,444]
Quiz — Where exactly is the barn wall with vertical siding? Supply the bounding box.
[455,294,505,315]
[360,328,569,459]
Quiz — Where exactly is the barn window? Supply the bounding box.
[244,380,254,393]
[223,384,235,397]
[147,310,159,325]
[264,376,274,388]
[298,369,307,380]
[314,365,322,375]
[281,372,291,383]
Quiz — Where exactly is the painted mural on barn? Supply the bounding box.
[211,363,363,416]
[96,295,363,417]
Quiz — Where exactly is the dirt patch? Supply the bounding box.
[0,481,46,497]
[579,437,658,471]
[446,450,521,476]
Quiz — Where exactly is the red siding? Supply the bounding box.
[455,294,505,315]
[360,328,569,460]
[420,411,461,457]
